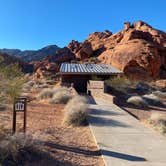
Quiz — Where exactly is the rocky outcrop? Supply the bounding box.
[68,40,93,59]
[67,21,166,79]
[99,39,161,79]
[0,53,34,73]
[33,47,75,78]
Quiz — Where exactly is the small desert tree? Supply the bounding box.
[0,63,25,104]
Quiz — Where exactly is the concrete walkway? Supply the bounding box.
[88,97,166,166]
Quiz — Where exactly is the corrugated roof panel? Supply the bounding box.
[59,63,123,75]
[79,64,84,73]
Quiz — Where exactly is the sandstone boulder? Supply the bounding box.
[98,39,161,79]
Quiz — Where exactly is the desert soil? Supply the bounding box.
[0,99,104,166]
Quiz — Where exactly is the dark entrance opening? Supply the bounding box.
[73,79,87,93]
[61,75,91,93]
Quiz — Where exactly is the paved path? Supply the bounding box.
[88,97,166,166]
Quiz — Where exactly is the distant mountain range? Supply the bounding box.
[0,45,60,62]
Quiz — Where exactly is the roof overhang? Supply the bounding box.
[58,63,123,76]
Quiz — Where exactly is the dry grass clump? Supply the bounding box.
[49,90,72,104]
[149,113,166,135]
[0,105,6,111]
[0,131,38,164]
[22,81,36,92]
[127,96,148,108]
[37,88,55,100]
[45,80,55,85]
[152,91,166,99]
[37,87,72,102]
[51,87,72,104]
[106,77,138,93]
[143,94,163,106]
[63,96,88,126]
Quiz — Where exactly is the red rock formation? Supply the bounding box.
[33,47,75,78]
[67,21,166,79]
[30,20,166,80]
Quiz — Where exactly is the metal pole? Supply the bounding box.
[12,100,16,134]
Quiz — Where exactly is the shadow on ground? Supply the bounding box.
[88,114,131,127]
[44,141,101,156]
[101,150,147,162]
[89,108,122,116]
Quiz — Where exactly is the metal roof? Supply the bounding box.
[59,63,123,75]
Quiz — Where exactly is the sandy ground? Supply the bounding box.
[0,99,104,166]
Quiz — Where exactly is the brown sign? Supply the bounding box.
[13,97,27,134]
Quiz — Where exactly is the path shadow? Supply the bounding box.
[121,107,139,120]
[102,149,146,162]
[42,141,101,156]
[89,108,122,116]
[88,115,131,128]
[87,96,97,105]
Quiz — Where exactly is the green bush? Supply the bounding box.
[63,96,88,126]
[0,64,25,103]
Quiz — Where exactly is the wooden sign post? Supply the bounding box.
[13,97,27,134]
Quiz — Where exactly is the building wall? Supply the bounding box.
[61,74,117,93]
[61,74,91,93]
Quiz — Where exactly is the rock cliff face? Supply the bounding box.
[68,21,166,79]
[33,47,75,78]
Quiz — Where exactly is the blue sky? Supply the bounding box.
[0,0,165,50]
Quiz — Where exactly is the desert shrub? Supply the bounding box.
[50,87,72,104]
[143,94,163,106]
[0,64,25,103]
[149,113,166,134]
[0,132,38,164]
[37,87,71,101]
[127,96,148,108]
[26,81,35,87]
[152,91,166,99]
[38,84,49,89]
[0,105,6,111]
[53,86,70,93]
[49,92,72,104]
[63,96,88,126]
[22,81,35,92]
[150,112,166,122]
[37,88,54,100]
[45,80,55,85]
[105,76,138,93]
[136,81,154,92]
